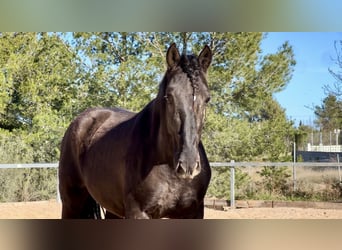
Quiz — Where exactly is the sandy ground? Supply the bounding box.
[1,200,342,219]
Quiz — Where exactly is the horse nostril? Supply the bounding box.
[191,161,201,177]
[196,161,200,169]
[176,162,185,175]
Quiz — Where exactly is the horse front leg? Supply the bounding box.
[124,194,150,219]
[193,201,204,219]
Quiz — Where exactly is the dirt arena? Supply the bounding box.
[1,200,342,219]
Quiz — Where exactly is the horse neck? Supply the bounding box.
[147,98,177,166]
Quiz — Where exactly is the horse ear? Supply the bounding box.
[166,43,181,69]
[198,45,212,72]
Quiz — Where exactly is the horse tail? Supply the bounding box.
[93,201,102,219]
[81,196,102,219]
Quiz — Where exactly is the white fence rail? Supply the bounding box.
[211,162,341,167]
[1,162,341,169]
[1,161,341,207]
[0,163,58,169]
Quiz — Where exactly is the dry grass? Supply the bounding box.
[236,166,342,201]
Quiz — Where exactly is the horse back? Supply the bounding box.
[59,107,135,183]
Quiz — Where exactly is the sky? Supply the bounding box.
[261,32,342,127]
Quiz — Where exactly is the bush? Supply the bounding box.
[257,166,291,197]
[332,181,342,200]
[207,167,251,200]
[0,129,59,202]
[0,129,34,163]
[0,168,57,202]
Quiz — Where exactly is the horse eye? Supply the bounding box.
[205,96,211,104]
[164,94,172,103]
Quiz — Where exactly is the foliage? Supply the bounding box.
[0,168,56,202]
[292,176,342,202]
[324,40,342,98]
[312,40,342,145]
[0,32,298,201]
[0,32,78,163]
[331,181,342,200]
[294,122,313,151]
[0,32,296,163]
[207,167,251,200]
[208,166,342,202]
[203,104,294,162]
[314,94,342,131]
[257,166,291,196]
[0,128,34,163]
[198,32,295,162]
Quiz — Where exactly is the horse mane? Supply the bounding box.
[179,54,201,94]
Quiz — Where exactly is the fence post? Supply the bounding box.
[230,160,235,209]
[293,141,297,192]
[337,154,341,184]
[56,167,61,203]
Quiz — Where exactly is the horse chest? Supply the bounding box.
[138,166,199,218]
[158,182,193,206]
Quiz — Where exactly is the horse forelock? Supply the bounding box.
[158,53,207,100]
[179,54,201,92]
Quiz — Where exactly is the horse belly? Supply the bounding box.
[81,110,134,217]
[82,140,128,217]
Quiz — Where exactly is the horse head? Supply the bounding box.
[159,43,212,179]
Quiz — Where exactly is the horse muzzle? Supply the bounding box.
[176,160,201,179]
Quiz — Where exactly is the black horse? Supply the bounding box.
[58,43,212,219]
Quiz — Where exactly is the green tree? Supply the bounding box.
[190,32,296,162]
[0,32,79,162]
[255,97,294,161]
[314,94,342,131]
[0,128,33,163]
[71,32,166,111]
[314,40,342,145]
[324,40,342,98]
[295,122,314,151]
[0,32,299,202]
[0,32,297,163]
